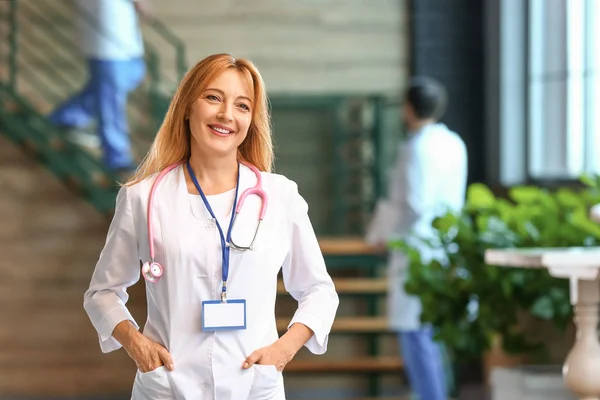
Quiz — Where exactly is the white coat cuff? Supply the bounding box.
[288,312,329,355]
[97,306,139,353]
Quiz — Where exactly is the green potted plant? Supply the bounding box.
[390,176,600,370]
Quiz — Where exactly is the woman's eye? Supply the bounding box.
[238,103,250,111]
[206,95,219,101]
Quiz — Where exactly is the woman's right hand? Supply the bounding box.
[112,320,174,373]
[126,333,175,373]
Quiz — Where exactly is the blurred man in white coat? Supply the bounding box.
[368,77,468,400]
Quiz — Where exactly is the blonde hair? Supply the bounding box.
[126,54,273,186]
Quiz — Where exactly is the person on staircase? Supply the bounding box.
[48,0,152,174]
[367,76,468,400]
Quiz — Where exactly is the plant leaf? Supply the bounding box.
[531,296,554,320]
[467,184,496,209]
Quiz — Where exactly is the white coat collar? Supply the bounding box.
[171,162,260,220]
[409,122,448,137]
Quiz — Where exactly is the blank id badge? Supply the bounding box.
[202,299,247,331]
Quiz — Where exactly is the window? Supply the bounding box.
[527,0,600,179]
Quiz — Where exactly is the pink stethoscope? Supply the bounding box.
[141,161,268,283]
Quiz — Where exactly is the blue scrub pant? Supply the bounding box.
[49,57,145,170]
[399,327,448,400]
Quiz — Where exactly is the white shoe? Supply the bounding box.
[67,130,101,149]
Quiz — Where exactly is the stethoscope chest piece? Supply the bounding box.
[142,261,163,283]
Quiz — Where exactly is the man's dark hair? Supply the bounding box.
[405,76,448,120]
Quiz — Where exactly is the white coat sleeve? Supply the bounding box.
[391,143,429,236]
[282,184,340,355]
[83,185,141,353]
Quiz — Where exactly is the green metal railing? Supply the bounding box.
[269,94,400,235]
[147,18,187,82]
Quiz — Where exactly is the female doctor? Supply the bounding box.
[83,53,339,399]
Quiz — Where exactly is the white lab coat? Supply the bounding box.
[368,123,467,331]
[83,164,339,400]
[76,0,144,60]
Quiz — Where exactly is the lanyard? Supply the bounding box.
[186,161,240,302]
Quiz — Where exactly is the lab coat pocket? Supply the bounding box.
[249,364,283,399]
[132,366,174,399]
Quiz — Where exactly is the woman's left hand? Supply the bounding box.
[242,340,296,372]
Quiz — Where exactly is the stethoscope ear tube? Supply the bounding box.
[228,216,262,251]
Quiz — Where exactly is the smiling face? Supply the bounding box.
[188,68,254,161]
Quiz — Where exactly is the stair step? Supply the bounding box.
[0,365,135,396]
[278,277,387,295]
[0,344,122,368]
[318,236,381,256]
[278,316,389,333]
[285,356,403,373]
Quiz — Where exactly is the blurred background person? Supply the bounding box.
[48,0,151,173]
[368,76,468,400]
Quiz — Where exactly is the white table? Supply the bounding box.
[485,247,600,400]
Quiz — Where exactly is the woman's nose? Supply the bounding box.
[217,103,234,121]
